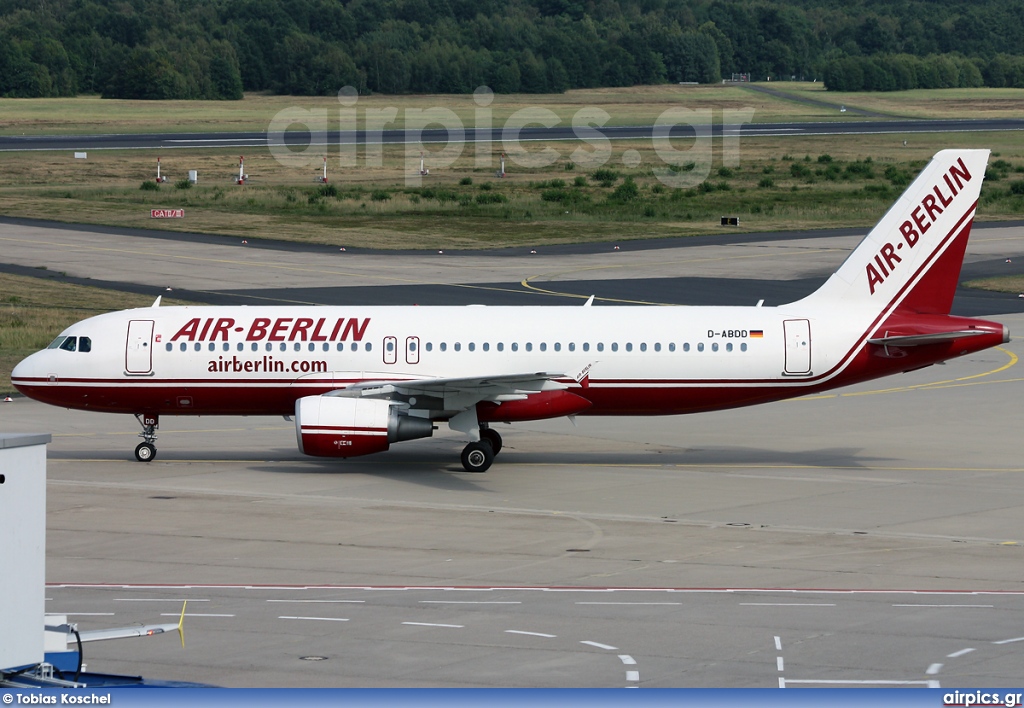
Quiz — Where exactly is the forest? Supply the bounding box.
[0,0,1023,99]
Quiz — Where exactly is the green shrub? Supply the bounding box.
[478,182,492,191]
[139,180,159,191]
[174,178,192,190]
[1010,181,1024,195]
[318,183,338,198]
[718,166,734,177]
[475,192,507,204]
[371,189,391,201]
[612,177,639,201]
[573,176,587,187]
[817,154,833,163]
[758,177,775,188]
[459,177,473,186]
[592,168,619,186]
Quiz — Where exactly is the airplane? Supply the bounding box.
[11,149,1008,473]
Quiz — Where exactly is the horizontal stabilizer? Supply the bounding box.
[867,330,986,347]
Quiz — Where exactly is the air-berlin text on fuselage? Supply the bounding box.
[169,316,370,342]
[866,156,973,295]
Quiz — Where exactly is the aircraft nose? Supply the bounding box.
[11,353,38,389]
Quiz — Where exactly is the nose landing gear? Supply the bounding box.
[134,413,159,462]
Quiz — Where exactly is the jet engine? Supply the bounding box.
[295,395,434,458]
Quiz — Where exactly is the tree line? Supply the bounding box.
[0,0,1022,99]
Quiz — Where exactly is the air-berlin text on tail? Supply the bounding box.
[866,156,973,295]
[168,316,370,342]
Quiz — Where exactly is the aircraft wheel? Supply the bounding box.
[480,428,503,455]
[135,442,157,462]
[461,441,494,473]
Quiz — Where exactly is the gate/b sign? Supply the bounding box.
[151,209,184,218]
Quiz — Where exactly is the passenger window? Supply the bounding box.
[625,343,633,352]
[697,343,704,352]
[352,342,360,351]
[440,343,447,352]
[654,343,661,352]
[293,342,300,351]
[640,343,647,352]
[597,343,604,352]
[712,343,719,352]
[79,337,92,353]
[196,343,203,352]
[670,343,677,352]
[323,343,329,351]
[611,343,618,352]
[741,343,747,352]
[365,343,372,352]
[60,337,77,352]
[726,343,733,352]
[183,343,189,352]
[208,342,215,352]
[568,343,575,352]
[280,343,287,351]
[497,342,504,352]
[511,343,518,352]
[337,342,344,351]
[682,343,688,352]
[469,343,475,352]
[454,343,462,352]
[223,343,230,352]
[238,342,244,351]
[583,343,590,352]
[386,340,395,352]
[483,343,489,352]
[554,342,561,352]
[526,343,533,352]
[309,343,316,352]
[166,343,173,352]
[539,343,546,352]
[426,342,432,352]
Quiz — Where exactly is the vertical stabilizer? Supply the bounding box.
[799,149,989,316]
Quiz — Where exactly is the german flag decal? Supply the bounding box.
[750,330,764,338]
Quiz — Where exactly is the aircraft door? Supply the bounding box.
[383,336,397,365]
[125,319,155,374]
[406,336,420,365]
[783,319,811,375]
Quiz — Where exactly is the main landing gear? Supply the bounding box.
[461,426,503,473]
[134,413,159,462]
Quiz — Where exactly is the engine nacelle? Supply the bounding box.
[295,395,433,458]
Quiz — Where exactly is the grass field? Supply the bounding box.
[763,82,1024,120]
[0,272,193,394]
[0,84,848,137]
[1,129,1022,249]
[962,275,1024,294]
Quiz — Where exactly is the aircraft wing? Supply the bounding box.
[327,371,574,411]
[75,623,181,643]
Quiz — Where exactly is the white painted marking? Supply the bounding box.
[774,636,782,650]
[926,663,943,675]
[993,636,1024,645]
[783,679,938,686]
[893,604,994,608]
[402,622,464,628]
[779,678,786,688]
[947,648,975,658]
[506,630,556,638]
[420,601,521,605]
[115,598,208,602]
[267,599,365,604]
[619,655,636,665]
[279,616,350,622]
[777,657,784,671]
[161,613,234,617]
[581,641,618,651]
[59,613,116,616]
[740,603,836,607]
[576,602,681,606]
[626,670,639,682]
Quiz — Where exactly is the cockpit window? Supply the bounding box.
[59,337,77,352]
[47,336,68,349]
[79,337,92,353]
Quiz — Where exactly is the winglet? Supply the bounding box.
[152,295,162,308]
[177,600,186,648]
[583,295,594,307]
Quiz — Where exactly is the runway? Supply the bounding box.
[2,118,1023,151]
[2,220,1023,687]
